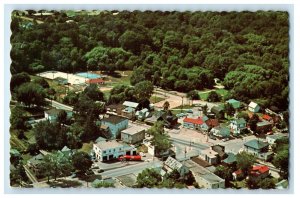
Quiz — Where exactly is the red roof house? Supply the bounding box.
[86,78,105,84]
[183,117,208,131]
[262,114,273,122]
[249,165,270,182]
[205,119,219,128]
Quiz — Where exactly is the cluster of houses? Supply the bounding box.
[182,99,276,139]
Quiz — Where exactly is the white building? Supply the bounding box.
[266,134,285,145]
[93,140,137,162]
[248,101,260,113]
[121,125,146,144]
[161,156,189,177]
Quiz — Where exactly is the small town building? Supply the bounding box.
[106,104,123,115]
[161,156,190,177]
[256,120,273,133]
[211,145,227,160]
[101,114,128,139]
[210,126,230,138]
[275,179,288,189]
[261,114,273,122]
[122,101,139,119]
[44,108,72,122]
[27,153,44,173]
[183,117,208,131]
[222,152,237,166]
[248,165,270,182]
[266,134,285,145]
[248,101,260,113]
[93,140,137,162]
[156,110,178,128]
[205,119,219,129]
[199,148,219,165]
[226,99,241,109]
[121,125,146,144]
[189,162,225,189]
[86,78,105,85]
[135,108,151,121]
[211,105,224,119]
[230,118,247,136]
[244,139,273,161]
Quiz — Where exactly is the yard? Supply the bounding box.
[104,70,132,87]
[150,95,165,104]
[79,142,93,154]
[198,88,229,101]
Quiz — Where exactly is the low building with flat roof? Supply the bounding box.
[93,140,137,162]
[121,125,146,144]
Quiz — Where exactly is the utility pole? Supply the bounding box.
[181,96,183,113]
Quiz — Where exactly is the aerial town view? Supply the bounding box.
[9,10,289,189]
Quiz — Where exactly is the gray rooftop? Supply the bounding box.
[121,125,146,135]
[102,114,128,124]
[94,140,129,150]
[244,139,269,149]
[123,101,139,108]
[164,156,184,171]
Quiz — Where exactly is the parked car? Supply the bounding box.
[222,138,229,142]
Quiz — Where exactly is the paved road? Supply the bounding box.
[100,161,163,178]
[45,98,73,111]
[17,16,44,24]
[171,137,210,150]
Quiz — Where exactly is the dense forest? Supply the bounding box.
[10,10,289,110]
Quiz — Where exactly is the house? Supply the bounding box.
[27,153,44,173]
[262,114,273,123]
[211,145,227,160]
[183,117,208,131]
[86,78,105,85]
[211,105,224,119]
[266,134,285,145]
[244,139,273,161]
[232,169,244,181]
[248,165,270,182]
[199,148,219,165]
[188,161,225,189]
[44,108,73,122]
[205,119,219,129]
[122,101,139,118]
[60,146,73,157]
[135,108,151,121]
[226,99,241,109]
[121,125,146,144]
[101,114,129,139]
[93,140,137,162]
[210,126,230,138]
[275,179,288,189]
[256,120,273,133]
[156,110,178,128]
[230,118,247,136]
[248,101,260,113]
[161,156,190,177]
[222,153,237,166]
[106,104,123,115]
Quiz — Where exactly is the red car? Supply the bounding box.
[118,155,142,161]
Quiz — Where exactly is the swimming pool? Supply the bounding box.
[75,72,102,79]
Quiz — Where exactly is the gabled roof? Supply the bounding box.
[223,153,236,164]
[262,114,272,121]
[102,114,128,124]
[234,118,246,125]
[122,101,139,108]
[257,120,272,127]
[227,99,240,104]
[183,117,204,125]
[164,156,184,171]
[249,101,259,108]
[86,78,105,84]
[250,165,269,175]
[205,119,219,128]
[244,139,269,149]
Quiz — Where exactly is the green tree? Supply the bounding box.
[258,178,275,189]
[72,151,93,173]
[224,103,235,117]
[163,101,170,111]
[33,78,50,88]
[92,181,114,188]
[207,91,220,102]
[67,123,84,149]
[236,151,256,174]
[57,110,68,125]
[10,106,28,130]
[10,72,30,92]
[15,82,47,107]
[134,80,154,101]
[148,121,172,155]
[187,90,199,105]
[273,148,289,179]
[83,84,104,102]
[136,168,162,188]
[248,113,260,133]
[214,165,233,187]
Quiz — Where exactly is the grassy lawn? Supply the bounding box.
[106,70,132,87]
[198,88,229,101]
[79,142,93,154]
[150,95,165,103]
[171,109,183,115]
[102,90,111,101]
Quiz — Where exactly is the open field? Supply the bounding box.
[198,88,229,101]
